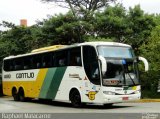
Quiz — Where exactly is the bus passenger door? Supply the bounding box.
[82,46,102,103]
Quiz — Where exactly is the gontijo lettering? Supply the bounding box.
[16,72,34,79]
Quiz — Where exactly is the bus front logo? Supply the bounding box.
[86,91,97,100]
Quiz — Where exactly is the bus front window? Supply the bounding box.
[97,46,134,58]
[102,59,139,86]
[97,46,139,86]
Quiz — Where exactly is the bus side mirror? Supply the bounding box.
[138,56,149,72]
[98,56,107,75]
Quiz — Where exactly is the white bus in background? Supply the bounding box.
[2,42,149,107]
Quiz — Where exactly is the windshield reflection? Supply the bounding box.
[102,59,139,86]
[97,46,134,58]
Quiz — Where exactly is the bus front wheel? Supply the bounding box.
[70,89,82,107]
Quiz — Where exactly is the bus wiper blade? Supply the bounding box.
[127,72,135,85]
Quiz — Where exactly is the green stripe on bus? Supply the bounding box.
[39,68,56,98]
[46,67,67,99]
[39,67,67,99]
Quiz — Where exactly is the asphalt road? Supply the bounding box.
[0,96,160,119]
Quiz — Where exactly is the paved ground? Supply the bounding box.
[0,96,160,113]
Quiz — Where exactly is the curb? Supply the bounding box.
[131,99,160,103]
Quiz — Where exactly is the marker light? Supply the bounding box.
[122,59,126,65]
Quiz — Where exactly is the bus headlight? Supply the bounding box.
[103,91,115,95]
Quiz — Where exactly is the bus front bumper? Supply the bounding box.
[102,93,141,104]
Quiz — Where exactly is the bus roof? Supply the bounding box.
[4,42,131,60]
[31,45,66,53]
[78,42,131,47]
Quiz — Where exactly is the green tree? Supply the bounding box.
[0,21,16,29]
[93,5,156,51]
[153,14,160,25]
[126,5,156,50]
[41,0,117,42]
[1,27,32,55]
[94,4,128,42]
[140,25,160,71]
[40,12,93,44]
[0,22,45,72]
[139,25,160,98]
[0,26,41,57]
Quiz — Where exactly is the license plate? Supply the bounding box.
[122,97,128,100]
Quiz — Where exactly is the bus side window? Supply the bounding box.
[14,58,23,70]
[76,56,81,66]
[55,50,68,67]
[69,47,82,66]
[52,54,55,67]
[42,53,52,68]
[3,60,10,71]
[23,57,31,70]
[59,59,65,66]
[32,55,42,69]
[9,61,14,71]
[4,59,14,71]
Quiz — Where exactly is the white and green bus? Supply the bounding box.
[2,42,148,107]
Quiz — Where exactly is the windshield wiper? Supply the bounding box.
[122,65,135,85]
[126,72,136,85]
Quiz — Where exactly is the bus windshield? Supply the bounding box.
[97,46,134,58]
[102,59,139,86]
[97,46,139,86]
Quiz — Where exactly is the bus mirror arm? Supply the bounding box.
[98,56,107,75]
[138,56,149,72]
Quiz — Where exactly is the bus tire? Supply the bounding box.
[70,89,82,107]
[19,88,26,102]
[12,87,20,101]
[104,103,113,107]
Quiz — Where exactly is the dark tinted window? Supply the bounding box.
[3,47,82,71]
[23,56,32,70]
[32,54,42,69]
[69,47,82,66]
[42,53,52,68]
[83,46,100,85]
[14,58,23,70]
[3,60,11,71]
[54,50,68,67]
